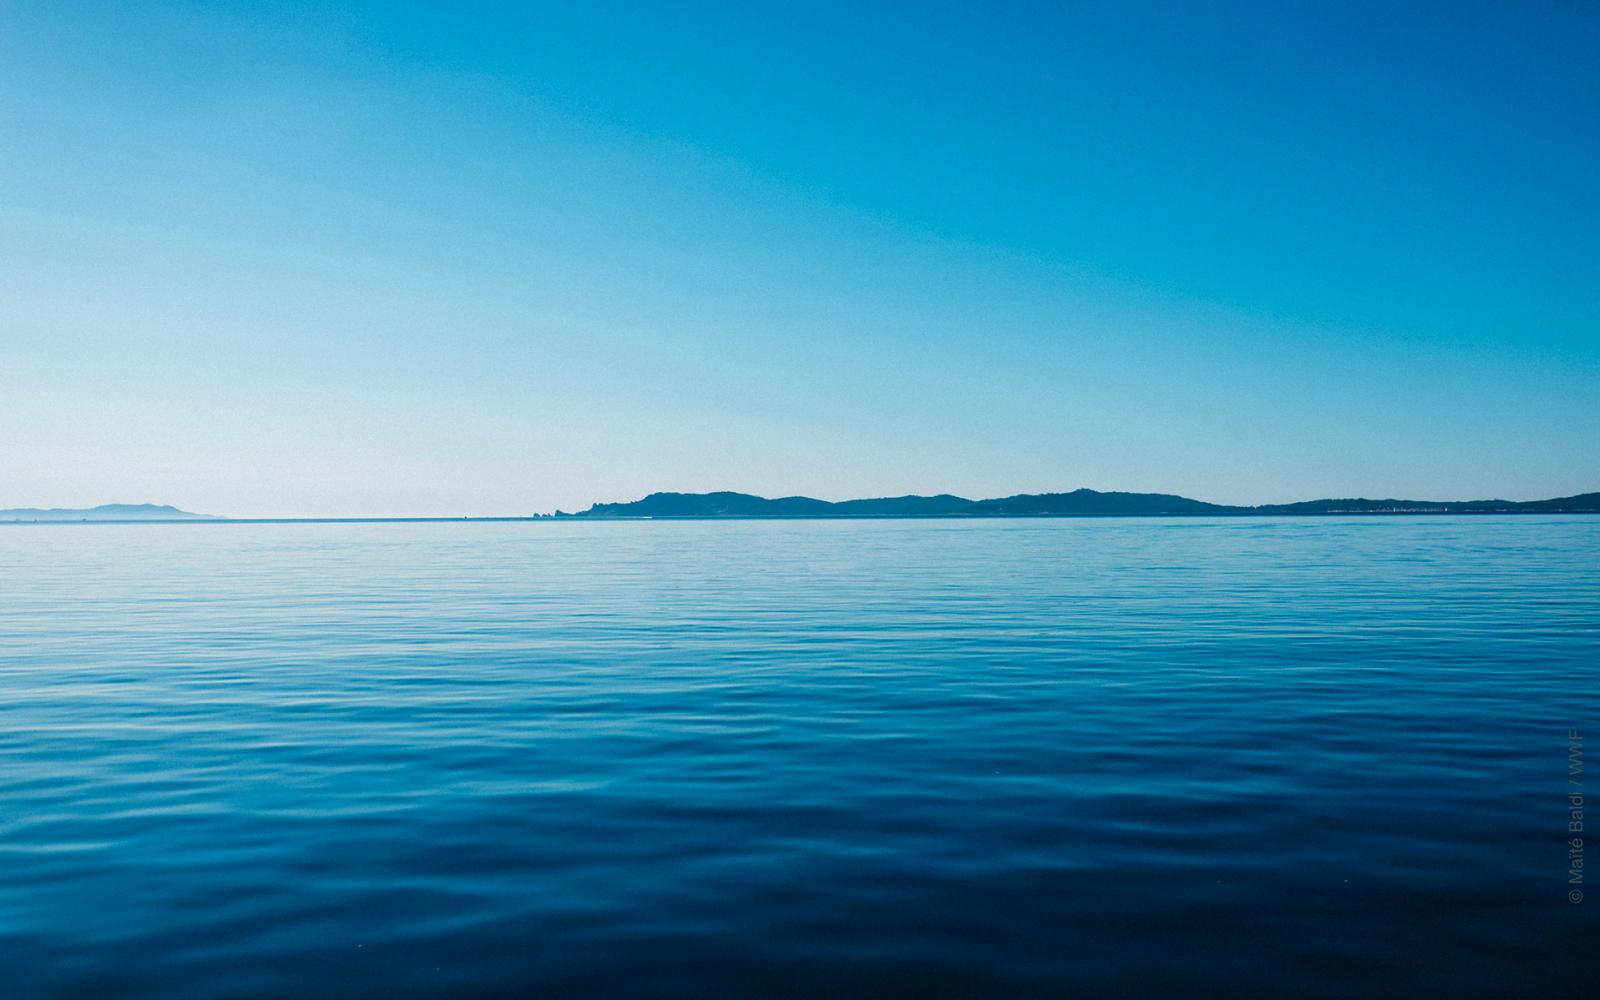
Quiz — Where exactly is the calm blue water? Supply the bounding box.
[1,518,1595,997]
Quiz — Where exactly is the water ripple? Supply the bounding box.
[1,517,1596,997]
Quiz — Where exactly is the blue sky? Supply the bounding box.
[2,1,1596,516]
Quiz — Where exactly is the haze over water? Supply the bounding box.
[1,517,1595,996]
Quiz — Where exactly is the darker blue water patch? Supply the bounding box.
[0,518,1596,997]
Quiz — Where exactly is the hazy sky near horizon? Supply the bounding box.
[3,1,1596,516]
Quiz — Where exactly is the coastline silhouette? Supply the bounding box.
[563,488,1600,518]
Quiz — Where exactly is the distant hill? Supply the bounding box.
[967,489,1232,516]
[580,492,834,518]
[831,494,976,516]
[578,492,984,518]
[1251,493,1600,514]
[563,490,1600,518]
[0,503,220,522]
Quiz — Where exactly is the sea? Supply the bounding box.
[1,517,1595,997]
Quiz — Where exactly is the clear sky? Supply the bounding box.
[2,1,1596,516]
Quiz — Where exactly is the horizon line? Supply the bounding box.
[4,486,1599,523]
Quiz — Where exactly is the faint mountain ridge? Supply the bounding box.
[565,489,1600,518]
[0,503,220,521]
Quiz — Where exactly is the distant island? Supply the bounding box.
[560,489,1600,518]
[0,504,219,522]
[8,491,1599,522]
